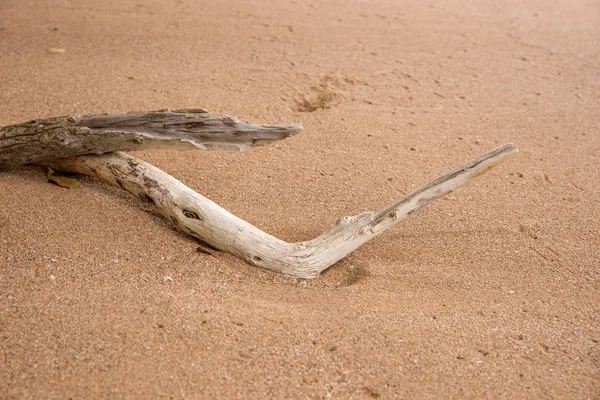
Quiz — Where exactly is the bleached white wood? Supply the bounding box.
[45,143,518,279]
[0,109,302,168]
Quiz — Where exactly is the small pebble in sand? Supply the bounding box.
[47,47,66,54]
[163,276,173,282]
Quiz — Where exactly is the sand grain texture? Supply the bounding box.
[1,0,599,398]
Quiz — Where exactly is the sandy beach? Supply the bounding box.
[1,0,599,397]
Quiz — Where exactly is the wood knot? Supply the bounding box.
[336,216,353,225]
[182,209,203,220]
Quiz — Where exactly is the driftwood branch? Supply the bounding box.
[0,109,302,168]
[2,108,518,278]
[45,143,518,279]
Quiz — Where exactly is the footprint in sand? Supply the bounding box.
[294,75,355,112]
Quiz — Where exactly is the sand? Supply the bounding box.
[1,0,599,398]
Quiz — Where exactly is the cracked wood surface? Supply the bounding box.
[0,109,302,168]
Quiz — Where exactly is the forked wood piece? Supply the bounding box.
[45,143,518,279]
[0,109,302,168]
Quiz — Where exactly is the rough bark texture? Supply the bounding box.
[45,143,518,279]
[0,109,302,168]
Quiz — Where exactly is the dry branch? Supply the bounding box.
[0,109,302,168]
[45,143,518,279]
